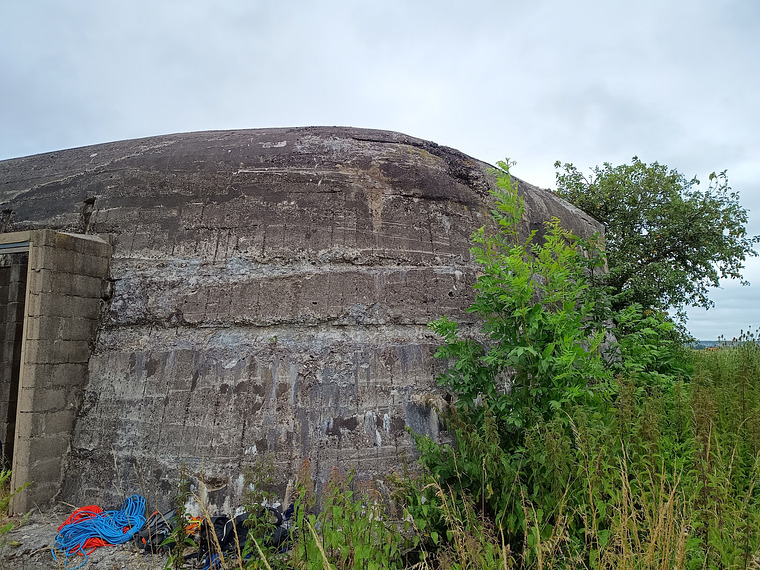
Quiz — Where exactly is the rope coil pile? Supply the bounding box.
[51,495,146,570]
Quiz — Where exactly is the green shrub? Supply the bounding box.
[412,161,760,568]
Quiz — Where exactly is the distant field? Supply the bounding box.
[691,339,722,349]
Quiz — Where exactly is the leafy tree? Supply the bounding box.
[419,161,689,547]
[423,159,614,534]
[554,157,759,313]
[413,161,700,565]
[430,161,611,444]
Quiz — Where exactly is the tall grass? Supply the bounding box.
[155,337,758,569]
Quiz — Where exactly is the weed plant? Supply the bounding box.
[0,469,30,548]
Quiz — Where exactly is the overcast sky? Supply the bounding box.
[1,0,758,340]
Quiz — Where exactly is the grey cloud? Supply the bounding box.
[1,0,758,338]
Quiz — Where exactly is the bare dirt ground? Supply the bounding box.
[0,503,171,569]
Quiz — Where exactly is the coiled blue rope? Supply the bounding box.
[51,495,147,570]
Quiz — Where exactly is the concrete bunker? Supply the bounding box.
[0,127,602,512]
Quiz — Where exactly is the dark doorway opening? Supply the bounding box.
[0,246,29,469]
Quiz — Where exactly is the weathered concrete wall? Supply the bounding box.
[0,127,602,512]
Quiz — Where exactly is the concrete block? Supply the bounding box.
[23,339,86,365]
[0,362,11,386]
[28,230,57,248]
[52,232,110,256]
[24,293,42,317]
[20,340,48,366]
[17,362,87,390]
[3,300,25,322]
[26,245,45,272]
[17,387,35,413]
[31,229,106,251]
[53,272,105,299]
[18,386,79,414]
[30,409,77,437]
[28,270,104,298]
[30,457,64,481]
[21,338,90,366]
[50,363,88,387]
[61,317,100,342]
[44,247,88,275]
[10,438,31,473]
[34,293,102,320]
[19,481,60,513]
[31,246,110,279]
[21,315,39,341]
[19,364,47,389]
[10,474,33,514]
[81,252,111,279]
[66,341,93,364]
[25,269,43,295]
[24,315,62,342]
[26,434,70,465]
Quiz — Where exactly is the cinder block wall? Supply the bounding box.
[0,252,27,466]
[4,230,111,512]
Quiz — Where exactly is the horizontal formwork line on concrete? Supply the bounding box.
[108,257,474,275]
[95,322,467,344]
